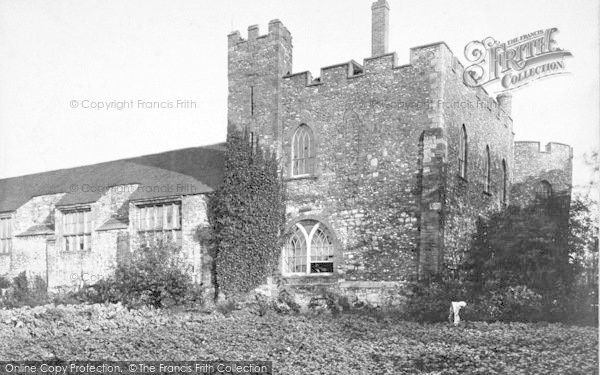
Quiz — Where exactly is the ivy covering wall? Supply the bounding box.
[209,130,286,297]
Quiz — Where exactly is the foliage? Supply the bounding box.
[404,275,469,323]
[461,195,596,323]
[0,272,49,308]
[405,195,597,324]
[110,241,196,308]
[254,294,271,317]
[215,299,237,316]
[1,303,597,374]
[275,287,300,314]
[0,276,11,289]
[308,289,351,316]
[58,242,198,309]
[209,129,286,297]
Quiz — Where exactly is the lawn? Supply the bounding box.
[0,303,597,374]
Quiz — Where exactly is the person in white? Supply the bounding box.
[449,301,467,326]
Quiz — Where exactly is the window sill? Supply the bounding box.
[286,175,318,182]
[282,272,335,278]
[0,252,10,257]
[483,191,492,197]
[457,174,468,183]
[61,250,92,254]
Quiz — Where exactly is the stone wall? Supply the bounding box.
[512,141,573,206]
[227,20,293,156]
[438,45,515,271]
[280,45,445,284]
[0,182,212,290]
[49,184,138,290]
[181,194,211,285]
[1,193,65,281]
[127,194,210,285]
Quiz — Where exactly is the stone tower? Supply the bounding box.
[227,20,292,155]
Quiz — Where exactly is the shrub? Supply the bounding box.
[12,271,29,300]
[308,289,351,316]
[276,288,300,314]
[0,276,10,289]
[78,278,122,304]
[216,299,237,315]
[404,277,468,323]
[105,241,196,308]
[500,285,543,322]
[254,294,271,316]
[1,272,49,308]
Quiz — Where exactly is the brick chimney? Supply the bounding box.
[371,0,390,56]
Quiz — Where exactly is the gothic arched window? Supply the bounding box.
[283,220,334,275]
[484,145,491,193]
[502,159,508,204]
[458,125,468,178]
[535,180,552,199]
[291,124,315,176]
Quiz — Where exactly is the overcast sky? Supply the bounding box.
[0,0,598,189]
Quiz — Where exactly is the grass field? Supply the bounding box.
[1,303,597,374]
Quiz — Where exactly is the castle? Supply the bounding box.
[0,1,572,304]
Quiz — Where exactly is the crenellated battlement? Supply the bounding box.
[280,38,512,127]
[514,141,573,158]
[283,53,411,86]
[228,19,291,48]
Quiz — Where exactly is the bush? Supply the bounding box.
[0,276,10,289]
[308,289,351,316]
[500,285,543,322]
[216,299,237,315]
[110,241,196,308]
[0,272,49,308]
[253,294,271,316]
[276,288,300,314]
[404,277,468,323]
[52,243,206,310]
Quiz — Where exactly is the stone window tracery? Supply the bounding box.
[291,124,315,176]
[283,220,334,275]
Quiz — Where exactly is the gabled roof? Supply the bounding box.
[0,143,226,213]
[96,217,129,232]
[16,224,55,237]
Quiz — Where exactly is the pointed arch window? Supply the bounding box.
[458,125,468,178]
[291,125,315,176]
[484,145,491,193]
[502,159,508,204]
[283,220,334,275]
[535,180,552,199]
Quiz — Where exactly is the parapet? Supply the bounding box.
[514,141,573,158]
[228,19,291,48]
[282,40,510,120]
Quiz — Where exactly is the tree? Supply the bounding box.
[209,129,286,298]
[463,194,596,321]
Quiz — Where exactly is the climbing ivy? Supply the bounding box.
[209,129,286,297]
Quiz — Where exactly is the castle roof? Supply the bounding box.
[0,143,226,213]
